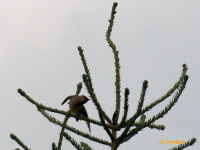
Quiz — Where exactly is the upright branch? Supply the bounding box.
[78,47,112,124]
[57,116,69,149]
[117,88,130,129]
[76,82,83,95]
[106,2,118,50]
[137,80,148,114]
[78,46,114,141]
[117,81,149,145]
[57,82,83,149]
[82,74,114,141]
[106,2,121,125]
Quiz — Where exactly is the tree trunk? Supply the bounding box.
[111,128,117,150]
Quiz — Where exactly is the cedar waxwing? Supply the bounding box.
[61,95,91,132]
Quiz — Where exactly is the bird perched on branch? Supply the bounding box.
[61,95,91,132]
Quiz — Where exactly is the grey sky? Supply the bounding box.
[0,0,199,149]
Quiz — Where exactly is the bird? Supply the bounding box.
[61,95,91,132]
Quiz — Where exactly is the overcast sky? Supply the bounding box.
[0,0,199,149]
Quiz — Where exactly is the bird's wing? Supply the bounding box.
[61,95,75,105]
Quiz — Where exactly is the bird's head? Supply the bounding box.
[81,95,89,103]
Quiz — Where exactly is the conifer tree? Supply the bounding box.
[10,2,197,150]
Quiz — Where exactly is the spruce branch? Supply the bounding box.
[52,143,56,150]
[137,80,148,114]
[147,75,188,125]
[17,88,109,129]
[118,88,130,129]
[82,74,114,141]
[117,80,149,145]
[106,2,118,50]
[81,74,107,123]
[58,82,83,149]
[17,88,67,115]
[121,75,189,145]
[78,46,112,124]
[79,47,114,141]
[139,114,146,123]
[52,143,60,150]
[117,112,138,146]
[121,121,165,130]
[63,132,83,150]
[80,142,94,150]
[169,138,197,150]
[125,64,188,126]
[106,2,121,125]
[38,108,110,146]
[76,82,83,95]
[57,116,69,149]
[135,122,165,130]
[70,113,113,129]
[141,64,187,114]
[10,134,30,150]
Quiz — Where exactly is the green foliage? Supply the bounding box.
[169,138,197,150]
[10,134,30,150]
[139,114,146,124]
[10,2,196,150]
[80,142,94,150]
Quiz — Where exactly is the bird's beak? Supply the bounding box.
[83,96,89,101]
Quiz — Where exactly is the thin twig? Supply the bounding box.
[118,88,129,129]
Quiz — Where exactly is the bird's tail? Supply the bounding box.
[76,106,91,133]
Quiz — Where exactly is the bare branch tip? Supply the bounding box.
[113,2,118,7]
[125,88,130,95]
[78,46,83,51]
[17,88,25,96]
[182,64,188,71]
[143,80,148,87]
[77,82,82,89]
[10,134,16,140]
